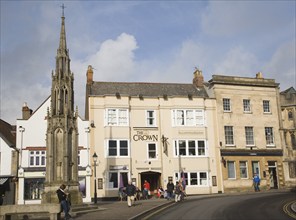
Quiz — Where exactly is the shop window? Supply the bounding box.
[107,172,128,189]
[239,161,248,178]
[227,161,236,179]
[24,178,44,200]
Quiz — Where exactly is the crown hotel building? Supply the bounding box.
[85,67,223,198]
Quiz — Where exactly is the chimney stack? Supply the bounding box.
[22,102,32,120]
[193,68,204,87]
[86,65,94,84]
[256,72,263,79]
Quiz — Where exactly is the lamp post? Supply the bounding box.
[19,126,25,168]
[93,152,98,204]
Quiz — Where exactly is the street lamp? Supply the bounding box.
[19,126,25,168]
[92,152,98,204]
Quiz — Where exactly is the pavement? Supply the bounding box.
[71,189,296,220]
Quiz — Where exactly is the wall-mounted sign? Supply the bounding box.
[133,131,158,142]
[98,178,103,189]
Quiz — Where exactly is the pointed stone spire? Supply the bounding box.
[58,16,67,55]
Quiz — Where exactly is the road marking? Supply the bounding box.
[283,200,296,219]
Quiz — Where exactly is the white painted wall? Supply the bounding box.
[0,138,13,176]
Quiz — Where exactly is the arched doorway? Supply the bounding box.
[140,171,161,192]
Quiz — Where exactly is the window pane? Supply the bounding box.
[199,172,207,185]
[239,161,248,178]
[109,172,118,188]
[177,110,184,125]
[263,100,270,113]
[265,127,274,145]
[195,110,204,125]
[148,143,156,159]
[147,110,155,126]
[118,109,128,125]
[109,140,117,156]
[119,140,128,156]
[245,127,254,145]
[186,110,194,126]
[227,161,235,178]
[225,126,234,145]
[190,173,198,185]
[243,99,251,112]
[252,161,260,177]
[198,141,205,156]
[223,98,231,111]
[188,141,196,156]
[179,140,186,156]
[108,109,117,125]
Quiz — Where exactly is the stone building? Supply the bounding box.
[207,73,285,192]
[280,87,296,189]
[85,67,223,199]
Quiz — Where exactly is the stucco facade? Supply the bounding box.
[86,67,223,199]
[207,73,285,192]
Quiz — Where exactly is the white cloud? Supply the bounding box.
[212,46,259,76]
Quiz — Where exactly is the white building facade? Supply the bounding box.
[85,67,223,199]
[16,99,91,204]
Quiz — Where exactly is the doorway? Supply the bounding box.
[140,171,161,191]
[268,161,278,189]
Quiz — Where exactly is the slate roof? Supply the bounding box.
[89,81,208,98]
[0,119,16,148]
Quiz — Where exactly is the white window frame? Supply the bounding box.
[239,161,248,179]
[243,99,251,113]
[29,150,46,167]
[105,109,129,126]
[172,109,205,127]
[224,126,234,146]
[223,98,231,112]
[106,139,130,157]
[227,161,236,179]
[147,143,157,160]
[252,161,260,178]
[174,140,207,157]
[263,100,271,113]
[265,127,275,146]
[245,126,255,146]
[174,171,209,187]
[146,110,156,127]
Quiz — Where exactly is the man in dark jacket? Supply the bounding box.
[56,184,71,219]
[166,180,174,200]
[126,181,136,207]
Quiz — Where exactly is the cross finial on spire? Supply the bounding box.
[60,4,66,17]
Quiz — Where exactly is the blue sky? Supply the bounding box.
[1,1,295,124]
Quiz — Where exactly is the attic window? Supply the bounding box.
[188,94,193,100]
[163,94,168,101]
[139,94,144,100]
[115,92,121,99]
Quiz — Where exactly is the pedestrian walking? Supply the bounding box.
[253,174,261,192]
[126,180,136,207]
[174,181,183,203]
[166,180,174,200]
[143,180,150,200]
[56,184,71,219]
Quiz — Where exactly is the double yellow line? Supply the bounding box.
[283,200,296,219]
